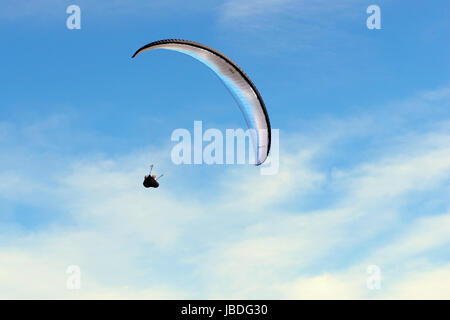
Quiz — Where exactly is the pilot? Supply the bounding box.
[143,166,162,188]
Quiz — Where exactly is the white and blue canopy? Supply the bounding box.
[132,39,271,165]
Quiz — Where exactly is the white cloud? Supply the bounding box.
[368,213,450,265]
[0,87,449,298]
[219,0,361,29]
[276,273,365,300]
[383,265,450,299]
[0,249,186,299]
[221,0,293,20]
[220,0,360,21]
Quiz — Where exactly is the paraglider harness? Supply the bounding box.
[143,165,163,188]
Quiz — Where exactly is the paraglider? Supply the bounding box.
[132,39,271,165]
[143,165,163,188]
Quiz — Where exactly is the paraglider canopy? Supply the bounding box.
[132,39,271,165]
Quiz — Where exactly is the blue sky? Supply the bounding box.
[0,0,449,298]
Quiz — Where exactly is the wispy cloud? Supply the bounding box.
[0,86,449,298]
[221,0,293,21]
[219,0,360,28]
